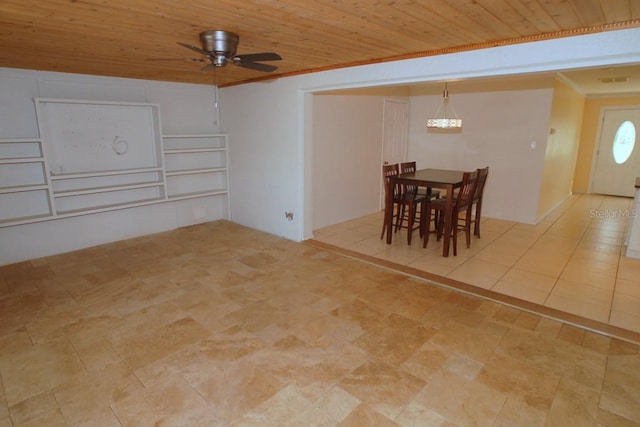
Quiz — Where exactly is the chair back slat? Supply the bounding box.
[456,170,478,208]
[400,161,418,197]
[382,163,400,200]
[400,161,416,174]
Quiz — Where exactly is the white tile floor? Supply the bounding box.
[312,194,640,338]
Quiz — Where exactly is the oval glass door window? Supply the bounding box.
[612,120,636,164]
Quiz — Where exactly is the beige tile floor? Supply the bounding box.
[0,218,639,426]
[312,194,640,339]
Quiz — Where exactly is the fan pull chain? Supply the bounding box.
[213,66,219,109]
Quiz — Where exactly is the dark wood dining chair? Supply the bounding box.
[399,161,440,241]
[423,170,478,256]
[471,166,489,238]
[380,163,425,245]
[380,163,401,240]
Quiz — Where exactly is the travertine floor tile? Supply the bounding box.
[7,392,58,426]
[603,353,640,405]
[545,378,600,427]
[394,400,446,427]
[53,361,144,426]
[427,321,503,363]
[353,313,437,365]
[598,391,640,425]
[414,369,506,427]
[496,329,607,391]
[0,336,85,406]
[339,403,399,426]
[476,352,561,412]
[315,386,361,423]
[339,360,425,420]
[493,397,546,427]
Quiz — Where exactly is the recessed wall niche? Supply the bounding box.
[0,98,228,225]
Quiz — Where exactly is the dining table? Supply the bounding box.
[384,168,465,257]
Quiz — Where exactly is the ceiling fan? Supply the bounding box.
[171,30,282,73]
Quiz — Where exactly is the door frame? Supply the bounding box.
[588,105,640,195]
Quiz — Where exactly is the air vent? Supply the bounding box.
[598,76,629,83]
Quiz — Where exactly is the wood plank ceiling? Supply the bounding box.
[1,0,639,87]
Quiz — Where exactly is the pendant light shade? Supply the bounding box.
[426,83,462,129]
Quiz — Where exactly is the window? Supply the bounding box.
[612,120,636,164]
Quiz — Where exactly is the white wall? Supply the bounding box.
[219,78,302,239]
[0,68,226,265]
[408,85,554,224]
[312,95,383,229]
[220,27,640,241]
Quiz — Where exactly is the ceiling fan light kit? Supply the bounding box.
[426,82,463,129]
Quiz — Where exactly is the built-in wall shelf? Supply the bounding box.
[162,134,229,203]
[0,136,52,225]
[0,98,229,228]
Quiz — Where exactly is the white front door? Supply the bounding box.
[591,107,640,197]
[380,98,409,207]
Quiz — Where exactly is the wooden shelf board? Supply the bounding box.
[167,190,228,200]
[163,148,225,154]
[165,168,225,176]
[0,157,45,164]
[53,181,165,197]
[162,134,224,138]
[0,213,53,227]
[0,138,42,144]
[0,184,49,194]
[50,167,163,180]
[56,197,166,216]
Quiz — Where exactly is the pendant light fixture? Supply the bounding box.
[426,82,462,129]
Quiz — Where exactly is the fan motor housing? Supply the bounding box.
[199,30,239,56]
